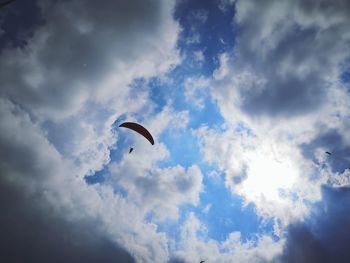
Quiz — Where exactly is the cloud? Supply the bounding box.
[276,223,330,263]
[328,169,350,188]
[0,98,133,262]
[194,125,324,225]
[193,50,205,62]
[0,97,174,262]
[200,0,350,227]
[275,186,350,263]
[180,8,208,46]
[0,0,179,121]
[203,0,350,240]
[2,0,350,261]
[0,0,183,262]
[172,213,284,263]
[301,128,350,174]
[184,76,210,109]
[110,163,203,221]
[0,173,135,263]
[213,0,350,119]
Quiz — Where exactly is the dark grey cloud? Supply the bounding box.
[0,176,135,263]
[0,0,176,120]
[0,0,44,50]
[277,223,330,263]
[301,129,350,173]
[168,257,187,263]
[0,99,135,263]
[232,163,248,184]
[237,28,326,117]
[276,186,350,263]
[230,0,350,118]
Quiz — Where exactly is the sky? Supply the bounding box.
[0,0,350,262]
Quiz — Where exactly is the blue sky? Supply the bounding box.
[1,0,350,262]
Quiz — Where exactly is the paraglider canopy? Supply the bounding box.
[119,122,154,145]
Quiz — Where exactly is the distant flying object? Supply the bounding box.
[325,151,332,155]
[119,121,155,145]
[200,261,205,263]
[0,0,16,9]
[129,147,133,154]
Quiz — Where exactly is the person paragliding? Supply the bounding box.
[119,122,154,153]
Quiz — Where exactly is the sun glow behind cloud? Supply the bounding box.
[241,146,299,204]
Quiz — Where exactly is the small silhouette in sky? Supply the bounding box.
[129,147,133,154]
[325,151,332,155]
[0,0,16,9]
[200,261,205,263]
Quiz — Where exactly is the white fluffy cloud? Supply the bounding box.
[184,76,210,109]
[107,106,203,221]
[172,213,284,263]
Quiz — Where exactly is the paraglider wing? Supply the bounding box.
[325,151,332,155]
[119,122,154,145]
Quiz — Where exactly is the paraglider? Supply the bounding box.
[0,0,16,9]
[119,122,154,145]
[119,122,154,153]
[325,151,332,155]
